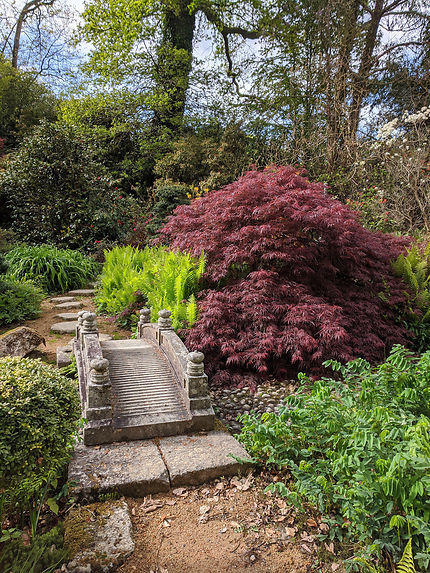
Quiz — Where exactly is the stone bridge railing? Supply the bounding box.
[137,308,214,431]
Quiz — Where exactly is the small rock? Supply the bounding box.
[57,349,72,368]
[0,327,45,358]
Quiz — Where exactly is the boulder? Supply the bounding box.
[0,327,45,358]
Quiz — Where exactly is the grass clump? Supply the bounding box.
[96,245,205,329]
[238,345,430,570]
[5,244,100,293]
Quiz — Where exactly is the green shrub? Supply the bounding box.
[0,121,146,250]
[146,180,190,237]
[238,345,430,569]
[0,357,81,510]
[0,277,43,326]
[392,242,430,352]
[5,244,100,293]
[96,245,205,329]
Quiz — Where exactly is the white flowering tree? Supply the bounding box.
[350,107,430,234]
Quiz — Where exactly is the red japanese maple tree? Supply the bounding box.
[158,166,412,386]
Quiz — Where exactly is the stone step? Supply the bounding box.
[51,321,78,334]
[50,296,76,303]
[55,312,80,321]
[68,289,96,296]
[54,301,83,310]
[68,431,252,500]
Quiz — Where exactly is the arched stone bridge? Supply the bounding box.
[74,309,215,445]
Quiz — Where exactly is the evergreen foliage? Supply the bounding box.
[159,166,414,384]
[0,357,81,511]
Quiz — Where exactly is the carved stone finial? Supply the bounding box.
[187,351,205,376]
[139,307,151,325]
[77,310,86,326]
[82,312,98,334]
[89,358,109,384]
[158,309,173,329]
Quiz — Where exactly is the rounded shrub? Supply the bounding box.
[0,357,81,506]
[0,277,43,326]
[159,166,414,386]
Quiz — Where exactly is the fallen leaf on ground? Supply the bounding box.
[301,544,313,554]
[284,527,296,537]
[319,523,329,533]
[165,500,176,506]
[331,564,340,571]
[199,505,210,515]
[325,542,335,554]
[215,482,224,491]
[230,521,240,529]
[307,518,318,527]
[172,488,187,497]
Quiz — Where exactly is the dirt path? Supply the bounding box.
[119,474,333,573]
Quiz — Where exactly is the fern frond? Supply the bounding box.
[397,539,416,573]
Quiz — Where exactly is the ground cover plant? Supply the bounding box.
[238,345,430,570]
[5,244,100,294]
[96,245,205,328]
[158,165,414,386]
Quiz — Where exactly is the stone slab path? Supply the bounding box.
[51,321,79,334]
[68,431,251,501]
[54,301,83,310]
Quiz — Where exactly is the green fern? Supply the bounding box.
[397,539,416,573]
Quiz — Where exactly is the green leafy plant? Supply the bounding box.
[0,253,43,326]
[397,538,417,573]
[392,242,430,352]
[0,524,68,573]
[0,357,81,513]
[96,245,205,329]
[5,244,100,293]
[238,345,430,569]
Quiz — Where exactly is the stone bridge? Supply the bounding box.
[74,309,215,445]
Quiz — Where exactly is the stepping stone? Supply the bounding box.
[50,296,75,303]
[158,431,252,486]
[64,500,134,572]
[55,312,80,321]
[57,347,72,368]
[68,440,170,499]
[51,321,78,334]
[68,289,96,296]
[54,301,83,310]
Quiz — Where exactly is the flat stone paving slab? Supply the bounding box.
[68,432,251,499]
[51,321,78,334]
[159,431,252,486]
[68,440,170,500]
[50,296,76,303]
[64,500,134,572]
[55,312,80,321]
[68,289,96,296]
[54,301,83,310]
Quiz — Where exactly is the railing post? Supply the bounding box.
[187,351,209,403]
[138,307,151,338]
[80,312,98,346]
[85,358,112,420]
[158,309,173,330]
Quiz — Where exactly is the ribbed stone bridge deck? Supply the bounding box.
[74,309,215,445]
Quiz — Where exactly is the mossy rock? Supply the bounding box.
[64,500,134,572]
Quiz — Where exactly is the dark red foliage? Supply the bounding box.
[159,166,412,386]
